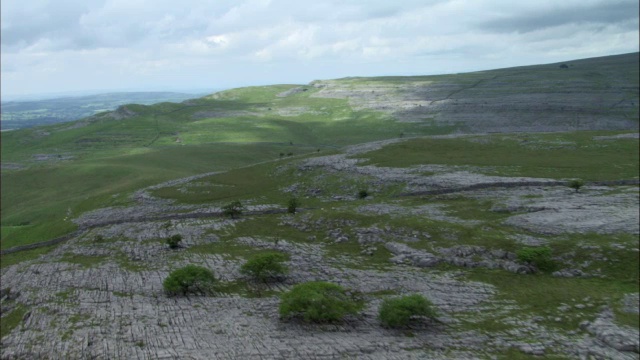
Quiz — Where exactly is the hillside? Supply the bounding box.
[1,53,638,359]
[310,52,639,132]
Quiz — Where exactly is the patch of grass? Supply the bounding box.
[216,280,279,298]
[456,317,515,333]
[0,245,56,268]
[368,289,400,297]
[1,142,292,250]
[324,240,392,270]
[223,216,322,244]
[614,306,640,329]
[152,161,290,204]
[435,196,508,222]
[495,347,553,359]
[357,131,639,181]
[553,233,639,282]
[59,253,108,268]
[68,314,90,325]
[467,270,634,331]
[186,240,258,260]
[55,289,74,302]
[0,305,28,339]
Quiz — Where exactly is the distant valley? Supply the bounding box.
[0,91,211,131]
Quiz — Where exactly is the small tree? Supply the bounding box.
[378,294,437,328]
[279,281,364,323]
[358,189,369,199]
[166,234,182,249]
[568,179,584,193]
[516,246,555,272]
[222,201,243,219]
[163,265,216,296]
[240,252,288,283]
[287,197,300,214]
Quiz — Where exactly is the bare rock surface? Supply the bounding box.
[500,187,640,234]
[579,308,640,357]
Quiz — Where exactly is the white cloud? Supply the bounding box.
[1,0,638,97]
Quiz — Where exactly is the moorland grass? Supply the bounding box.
[1,143,292,249]
[467,270,637,331]
[0,245,57,269]
[0,304,27,339]
[356,131,639,180]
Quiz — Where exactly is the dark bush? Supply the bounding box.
[163,265,216,296]
[222,201,243,219]
[378,294,437,328]
[568,179,584,193]
[287,197,300,214]
[516,246,555,272]
[358,189,369,199]
[279,281,364,323]
[166,234,182,249]
[240,252,288,282]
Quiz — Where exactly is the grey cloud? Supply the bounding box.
[479,0,639,33]
[1,0,104,49]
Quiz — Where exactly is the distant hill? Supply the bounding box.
[308,52,639,133]
[0,92,207,130]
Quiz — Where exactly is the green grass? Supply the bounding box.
[1,143,295,249]
[59,253,108,268]
[185,240,259,260]
[357,131,639,180]
[324,240,393,270]
[468,270,637,331]
[0,305,28,339]
[0,245,57,268]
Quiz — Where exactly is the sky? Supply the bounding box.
[2,0,639,100]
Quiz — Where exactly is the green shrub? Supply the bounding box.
[240,252,288,282]
[279,281,364,323]
[516,246,555,272]
[568,179,584,192]
[287,197,300,214]
[378,294,437,328]
[163,265,216,296]
[358,189,369,199]
[222,201,243,219]
[166,234,182,249]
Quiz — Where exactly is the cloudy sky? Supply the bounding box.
[2,0,638,99]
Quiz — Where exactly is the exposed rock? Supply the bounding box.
[552,268,587,278]
[580,308,640,355]
[109,105,137,120]
[0,162,25,170]
[621,293,639,314]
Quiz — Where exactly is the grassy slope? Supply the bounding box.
[0,84,446,249]
[356,131,640,180]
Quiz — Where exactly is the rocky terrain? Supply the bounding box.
[308,53,639,133]
[1,134,638,359]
